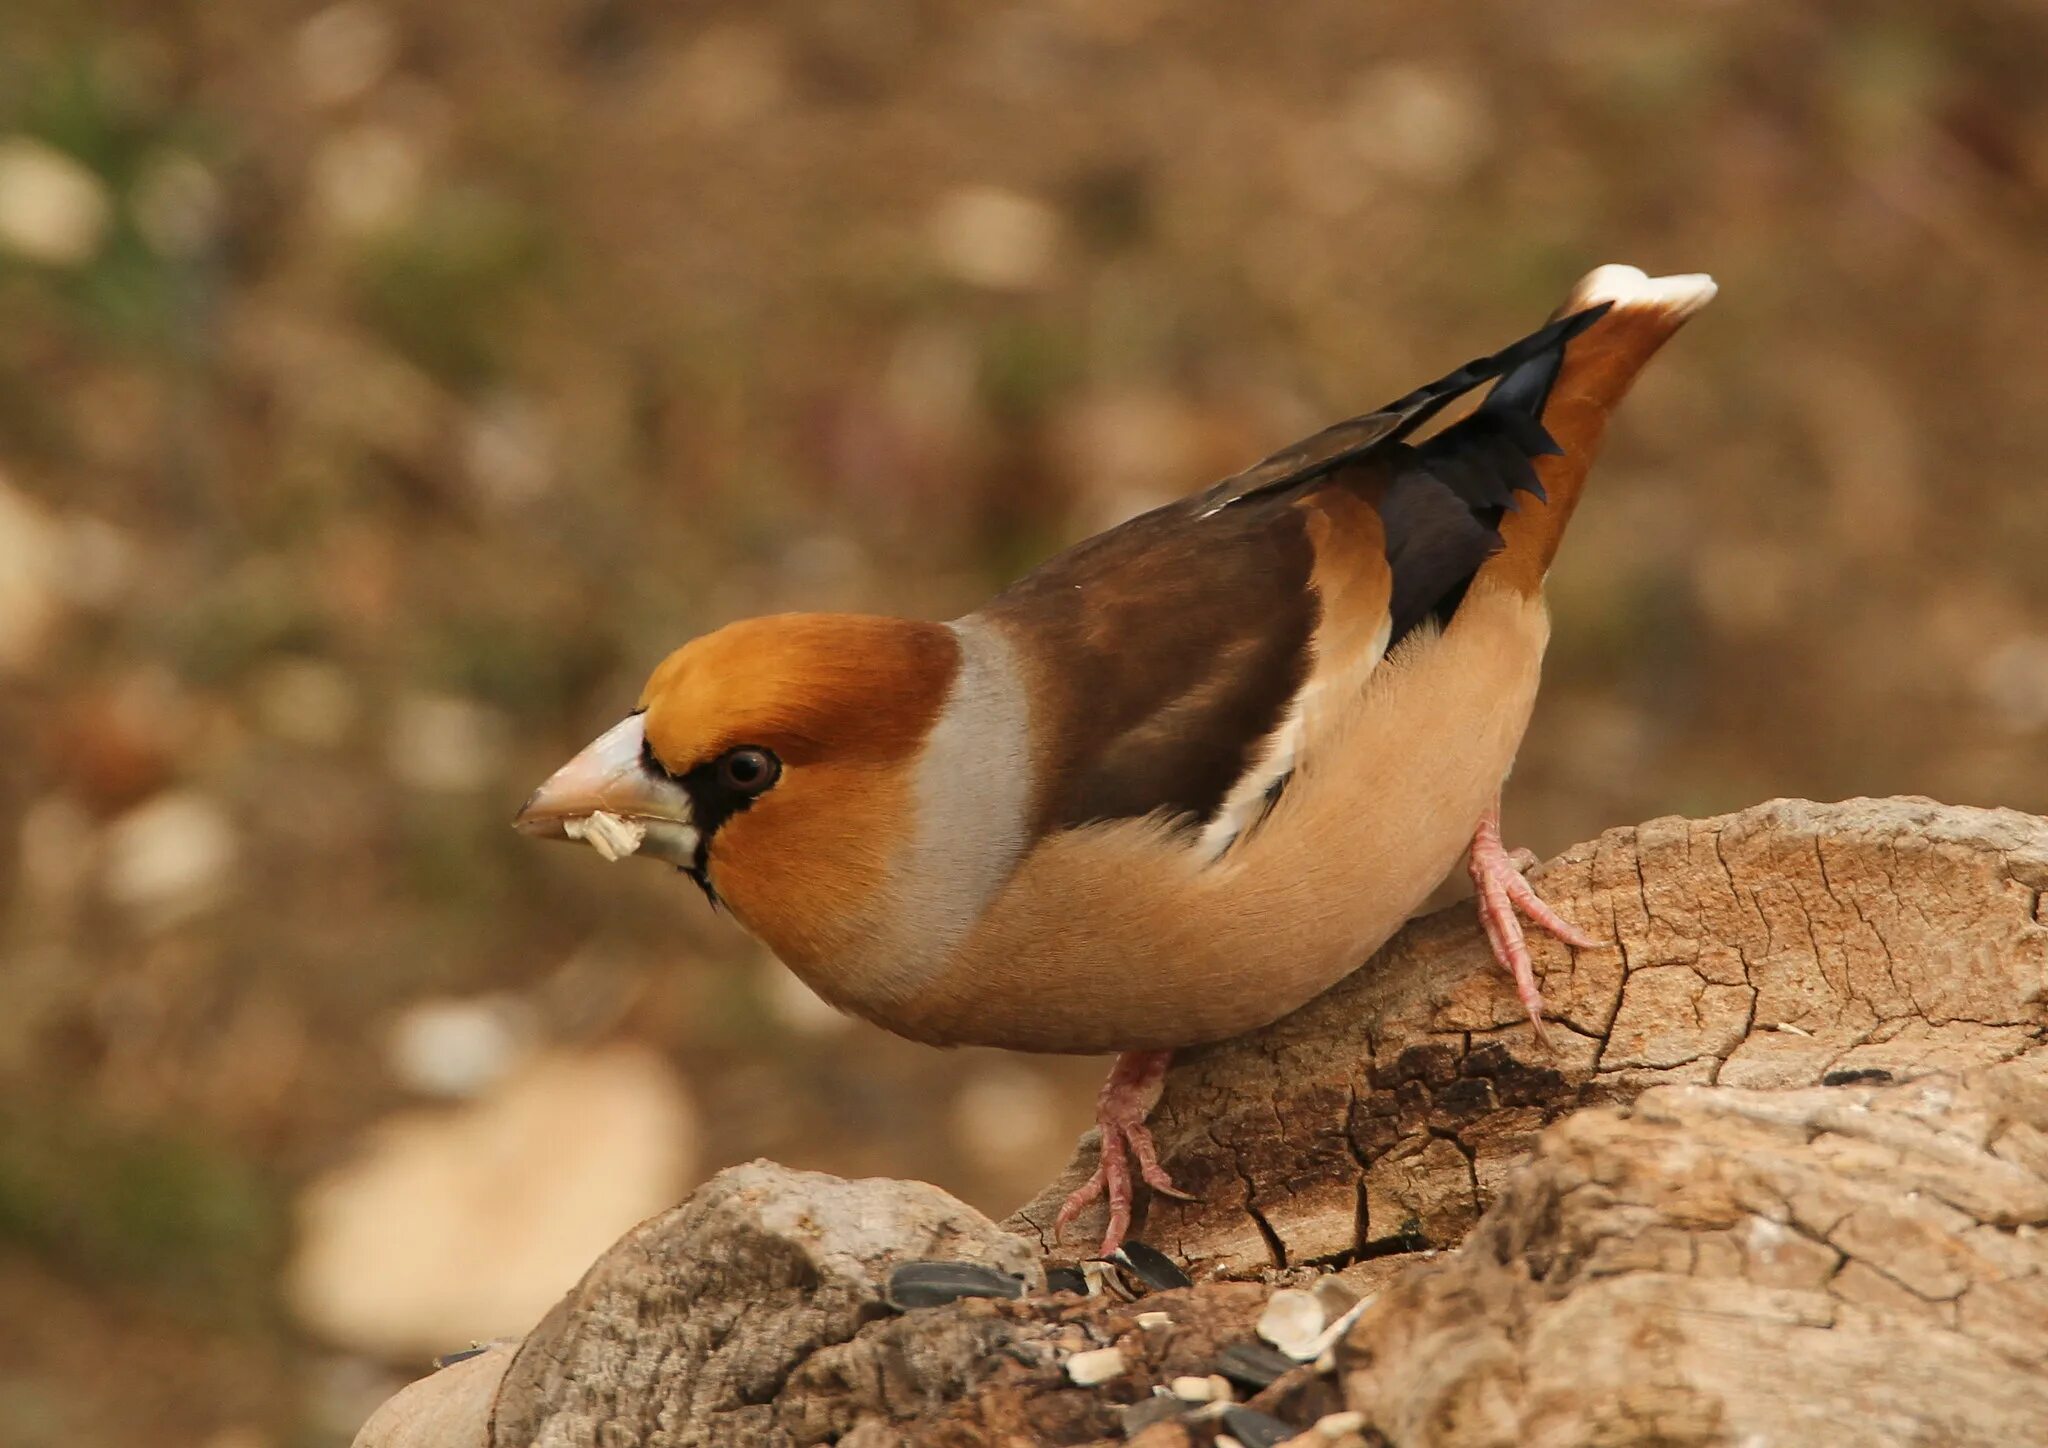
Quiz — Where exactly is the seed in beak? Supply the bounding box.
[563,810,646,863]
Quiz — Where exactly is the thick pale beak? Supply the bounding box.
[513,714,701,866]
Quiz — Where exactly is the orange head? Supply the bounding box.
[516,614,959,966]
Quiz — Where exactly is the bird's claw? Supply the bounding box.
[1470,805,1601,1044]
[1055,1050,1185,1256]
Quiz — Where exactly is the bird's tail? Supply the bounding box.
[1481,264,1716,594]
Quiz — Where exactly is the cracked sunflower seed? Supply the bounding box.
[1081,1259,1132,1299]
[1256,1287,1327,1359]
[1065,1345,1126,1386]
[1306,1296,1371,1367]
[562,809,645,862]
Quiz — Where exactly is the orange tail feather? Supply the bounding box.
[1487,265,1716,594]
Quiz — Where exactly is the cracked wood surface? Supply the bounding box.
[1337,1056,2048,1447]
[1008,797,2048,1278]
[354,797,2048,1448]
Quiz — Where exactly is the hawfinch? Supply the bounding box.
[517,264,1715,1254]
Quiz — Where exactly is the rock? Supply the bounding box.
[288,1045,696,1358]
[1064,1345,1126,1385]
[350,1343,512,1448]
[489,1161,1044,1446]
[1255,1288,1326,1360]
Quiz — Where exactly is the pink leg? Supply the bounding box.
[1469,800,1600,1044]
[1053,1050,1193,1257]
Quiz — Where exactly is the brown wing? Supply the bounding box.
[976,301,1607,838]
[980,497,1320,834]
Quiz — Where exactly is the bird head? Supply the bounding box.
[515,612,959,956]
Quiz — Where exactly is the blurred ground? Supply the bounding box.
[4,1,2048,1443]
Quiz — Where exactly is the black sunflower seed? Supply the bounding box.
[1221,1404,1298,1447]
[1112,1240,1192,1291]
[1043,1264,1089,1296]
[885,1260,1027,1311]
[1214,1339,1297,1391]
[433,1344,492,1370]
[1821,1067,1893,1086]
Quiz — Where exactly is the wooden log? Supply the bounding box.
[353,798,2048,1448]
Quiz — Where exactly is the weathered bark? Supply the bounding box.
[355,798,2048,1448]
[1011,796,2048,1282]
[1336,1057,2048,1447]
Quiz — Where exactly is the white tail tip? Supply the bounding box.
[1569,264,1717,321]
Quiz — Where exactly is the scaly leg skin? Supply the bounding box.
[1054,1049,1194,1257]
[1468,800,1601,1046]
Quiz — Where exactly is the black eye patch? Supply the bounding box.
[673,746,784,898]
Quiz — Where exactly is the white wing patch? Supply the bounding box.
[1197,695,1306,860]
[1199,613,1393,861]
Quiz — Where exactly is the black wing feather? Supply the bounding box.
[1200,302,1609,514]
[1364,301,1610,646]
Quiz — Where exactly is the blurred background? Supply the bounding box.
[4,0,2048,1442]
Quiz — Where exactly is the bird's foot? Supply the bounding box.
[1054,1049,1193,1257]
[1469,804,1600,1046]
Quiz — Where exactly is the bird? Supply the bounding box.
[515,263,1715,1256]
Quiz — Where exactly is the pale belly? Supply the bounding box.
[820,582,1552,1055]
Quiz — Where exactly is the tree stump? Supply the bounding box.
[354,798,2048,1448]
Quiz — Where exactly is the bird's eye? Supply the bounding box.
[716,746,780,796]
